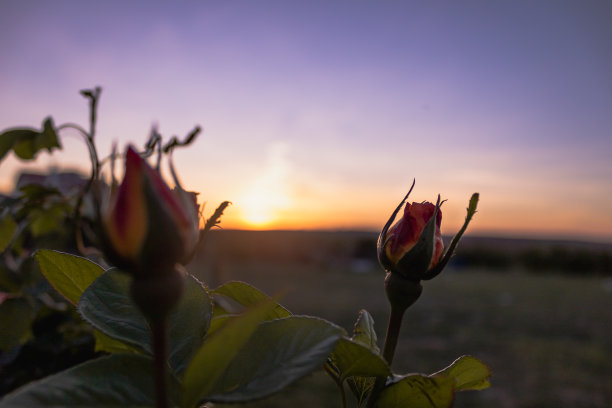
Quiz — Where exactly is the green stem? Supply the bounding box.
[151,319,169,408]
[366,305,407,408]
[382,305,406,365]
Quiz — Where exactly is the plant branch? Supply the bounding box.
[69,88,103,257]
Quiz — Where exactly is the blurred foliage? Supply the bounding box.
[0,127,99,394]
[0,88,231,399]
[0,117,61,162]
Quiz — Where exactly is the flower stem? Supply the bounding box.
[366,305,406,408]
[382,305,406,365]
[151,318,169,408]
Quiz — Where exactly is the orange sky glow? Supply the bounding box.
[1,1,612,242]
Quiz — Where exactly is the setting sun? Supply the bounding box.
[240,191,281,227]
[235,142,293,229]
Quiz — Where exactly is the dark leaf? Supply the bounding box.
[206,316,345,403]
[0,354,181,407]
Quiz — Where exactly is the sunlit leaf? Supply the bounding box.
[35,250,104,305]
[213,280,291,319]
[375,374,455,408]
[351,309,380,354]
[431,355,491,391]
[182,300,277,408]
[331,338,390,382]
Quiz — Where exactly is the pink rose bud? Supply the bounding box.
[378,198,443,280]
[102,146,199,276]
[386,202,444,267]
[378,183,479,282]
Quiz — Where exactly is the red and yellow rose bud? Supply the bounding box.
[378,185,479,282]
[378,185,479,314]
[378,192,444,280]
[385,201,444,277]
[102,146,199,278]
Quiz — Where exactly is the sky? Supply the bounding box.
[1,1,611,242]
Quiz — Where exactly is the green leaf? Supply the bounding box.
[0,297,34,350]
[206,316,345,403]
[211,300,231,318]
[375,374,455,408]
[77,268,152,353]
[0,129,35,161]
[79,269,215,373]
[213,280,291,319]
[207,315,233,336]
[331,309,385,402]
[348,376,375,407]
[0,117,61,161]
[431,355,491,391]
[93,330,139,354]
[78,268,151,352]
[168,275,213,374]
[0,214,17,252]
[35,250,105,305]
[351,309,380,354]
[331,338,391,382]
[28,206,66,237]
[0,354,181,407]
[182,299,277,408]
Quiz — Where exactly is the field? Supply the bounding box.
[189,230,612,408]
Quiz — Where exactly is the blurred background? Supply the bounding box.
[1,1,611,407]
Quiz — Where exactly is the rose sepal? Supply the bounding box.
[377,180,415,272]
[422,193,479,280]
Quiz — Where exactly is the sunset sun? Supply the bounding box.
[238,142,293,229]
[241,191,279,227]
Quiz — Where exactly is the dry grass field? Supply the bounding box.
[189,230,612,408]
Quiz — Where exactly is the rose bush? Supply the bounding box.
[0,89,490,408]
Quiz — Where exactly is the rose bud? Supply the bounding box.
[378,182,479,282]
[102,146,199,278]
[383,201,443,279]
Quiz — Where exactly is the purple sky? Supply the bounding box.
[1,1,612,241]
